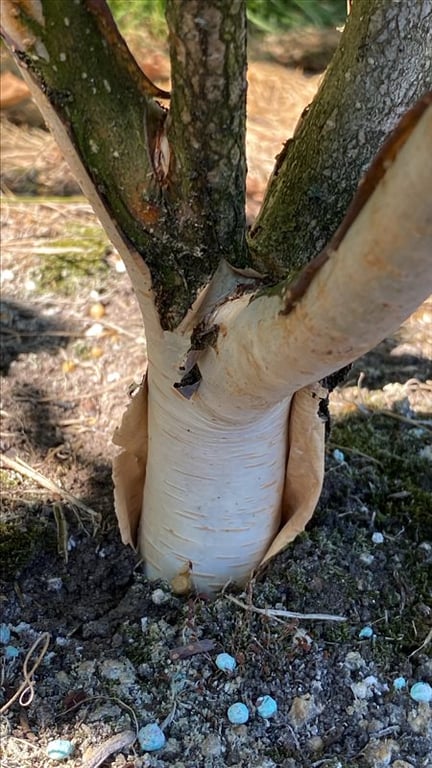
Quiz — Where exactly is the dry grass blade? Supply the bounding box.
[409,627,432,658]
[226,594,347,622]
[0,454,101,529]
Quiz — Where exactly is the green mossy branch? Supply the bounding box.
[248,0,432,280]
[1,0,217,327]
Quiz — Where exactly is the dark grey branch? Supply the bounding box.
[165,0,248,271]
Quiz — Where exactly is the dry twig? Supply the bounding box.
[225,594,347,622]
[409,627,432,658]
[0,632,51,715]
[81,729,136,768]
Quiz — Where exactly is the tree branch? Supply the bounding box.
[1,0,166,243]
[199,97,432,414]
[165,0,248,268]
[2,0,236,329]
[248,0,432,280]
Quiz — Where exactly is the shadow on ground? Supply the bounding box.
[0,297,71,374]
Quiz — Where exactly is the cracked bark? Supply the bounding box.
[165,0,248,267]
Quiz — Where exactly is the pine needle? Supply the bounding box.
[0,454,101,529]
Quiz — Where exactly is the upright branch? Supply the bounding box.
[248,0,432,280]
[166,0,248,271]
[1,0,166,246]
[1,0,249,328]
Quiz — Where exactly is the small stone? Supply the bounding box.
[100,658,136,684]
[13,622,31,633]
[151,588,168,605]
[350,676,380,700]
[418,541,432,553]
[409,681,432,703]
[363,737,397,767]
[138,723,166,752]
[89,302,105,320]
[215,653,237,673]
[408,705,432,735]
[0,624,11,644]
[419,445,432,461]
[307,735,324,753]
[227,702,249,724]
[393,676,407,691]
[333,449,345,462]
[288,694,319,729]
[344,651,366,671]
[392,762,415,768]
[372,532,384,544]
[85,322,104,337]
[47,577,63,592]
[46,739,74,761]
[256,695,278,718]
[4,645,20,659]
[360,552,375,566]
[359,626,374,639]
[201,733,223,757]
[0,269,15,284]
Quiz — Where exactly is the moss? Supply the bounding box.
[329,413,432,538]
[123,625,154,666]
[0,519,51,582]
[32,223,110,295]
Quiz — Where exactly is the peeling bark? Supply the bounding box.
[2,0,431,592]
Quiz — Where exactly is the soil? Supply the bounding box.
[1,31,431,768]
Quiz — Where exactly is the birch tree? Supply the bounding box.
[2,0,431,594]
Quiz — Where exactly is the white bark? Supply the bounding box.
[200,102,432,411]
[125,101,432,593]
[139,340,290,592]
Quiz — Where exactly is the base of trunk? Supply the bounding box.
[139,362,290,593]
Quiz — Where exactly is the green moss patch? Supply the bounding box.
[31,223,110,295]
[329,413,432,538]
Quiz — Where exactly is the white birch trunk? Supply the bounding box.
[137,100,432,592]
[139,334,290,592]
